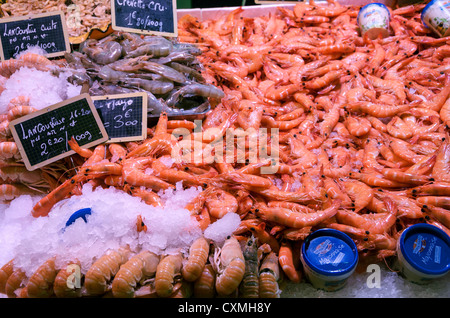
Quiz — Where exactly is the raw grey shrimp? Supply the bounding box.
[126,41,173,58]
[96,65,131,83]
[82,40,123,65]
[166,83,225,107]
[169,62,205,82]
[141,61,187,84]
[125,77,175,95]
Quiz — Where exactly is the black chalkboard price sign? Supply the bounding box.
[111,0,178,37]
[91,92,148,143]
[9,94,108,171]
[0,11,70,61]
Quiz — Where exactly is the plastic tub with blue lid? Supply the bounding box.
[396,223,450,284]
[357,3,390,40]
[300,228,358,291]
[421,0,450,37]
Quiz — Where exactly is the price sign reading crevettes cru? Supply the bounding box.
[0,11,70,60]
[92,92,148,143]
[111,0,178,37]
[9,94,108,171]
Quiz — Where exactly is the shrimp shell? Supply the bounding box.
[53,262,83,298]
[214,236,245,296]
[154,253,183,297]
[26,258,57,298]
[0,259,15,294]
[112,250,160,298]
[5,268,27,298]
[84,247,131,296]
[259,252,281,298]
[193,264,216,298]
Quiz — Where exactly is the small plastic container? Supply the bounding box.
[396,223,450,285]
[300,229,358,292]
[421,0,450,37]
[65,208,92,228]
[357,3,391,40]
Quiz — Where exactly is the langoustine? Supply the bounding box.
[1,0,450,299]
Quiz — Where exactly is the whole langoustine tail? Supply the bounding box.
[214,236,245,296]
[84,246,131,296]
[53,261,83,298]
[25,257,57,298]
[154,253,183,298]
[181,236,210,282]
[259,251,281,298]
[111,250,160,298]
[0,259,15,294]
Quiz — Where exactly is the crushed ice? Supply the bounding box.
[0,183,240,276]
[0,46,82,114]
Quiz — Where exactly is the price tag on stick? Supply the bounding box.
[111,0,178,37]
[91,92,148,143]
[9,93,108,171]
[0,11,70,60]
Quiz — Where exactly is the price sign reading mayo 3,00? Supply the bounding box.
[111,0,178,37]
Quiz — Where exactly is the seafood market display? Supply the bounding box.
[64,31,224,116]
[1,0,111,38]
[0,0,450,298]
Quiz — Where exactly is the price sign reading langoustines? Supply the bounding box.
[0,11,70,60]
[9,94,108,171]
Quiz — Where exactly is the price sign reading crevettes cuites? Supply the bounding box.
[111,0,178,37]
[0,11,70,60]
[9,94,108,171]
[92,92,148,143]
